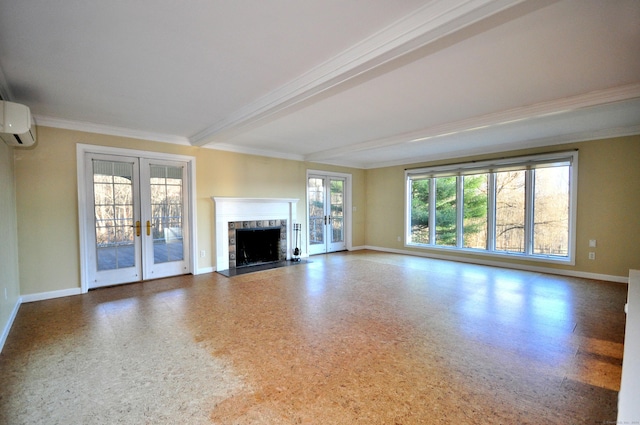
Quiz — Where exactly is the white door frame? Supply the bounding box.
[77,144,197,293]
[305,169,352,256]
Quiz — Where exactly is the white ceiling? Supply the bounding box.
[1,0,639,168]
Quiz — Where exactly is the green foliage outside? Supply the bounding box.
[410,179,430,243]
[411,175,488,245]
[462,175,488,248]
[435,176,457,245]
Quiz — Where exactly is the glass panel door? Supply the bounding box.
[328,178,345,252]
[308,177,325,253]
[308,175,346,255]
[142,160,189,279]
[94,160,136,270]
[84,154,190,288]
[87,154,142,287]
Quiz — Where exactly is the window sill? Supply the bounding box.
[405,242,575,266]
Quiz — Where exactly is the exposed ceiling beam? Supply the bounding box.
[189,0,528,147]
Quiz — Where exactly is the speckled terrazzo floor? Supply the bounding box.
[0,251,627,424]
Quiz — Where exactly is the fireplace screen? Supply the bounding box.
[228,220,286,268]
[236,227,281,266]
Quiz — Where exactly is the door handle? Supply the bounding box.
[135,221,141,237]
[146,220,151,236]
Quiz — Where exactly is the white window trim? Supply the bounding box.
[404,151,578,265]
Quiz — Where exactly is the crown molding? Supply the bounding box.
[190,0,527,146]
[33,115,190,145]
[304,83,640,163]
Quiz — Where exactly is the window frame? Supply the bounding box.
[404,151,578,265]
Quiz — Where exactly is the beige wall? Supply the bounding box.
[14,126,365,295]
[0,141,21,343]
[365,136,640,278]
[12,127,640,298]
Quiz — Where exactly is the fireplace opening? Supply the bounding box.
[235,227,282,267]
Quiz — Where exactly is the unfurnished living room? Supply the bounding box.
[1,1,639,424]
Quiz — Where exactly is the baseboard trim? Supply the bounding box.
[0,297,21,353]
[196,267,215,275]
[362,245,628,283]
[21,287,83,303]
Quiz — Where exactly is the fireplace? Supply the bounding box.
[229,220,286,268]
[212,197,299,271]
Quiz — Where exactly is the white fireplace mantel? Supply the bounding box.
[212,197,299,271]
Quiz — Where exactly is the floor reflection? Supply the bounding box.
[1,250,627,425]
[456,271,577,363]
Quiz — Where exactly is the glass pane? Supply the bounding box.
[308,177,324,245]
[533,166,570,256]
[410,179,430,244]
[150,165,184,264]
[495,170,526,253]
[330,179,344,243]
[114,183,132,205]
[151,184,165,201]
[166,184,182,199]
[463,174,488,249]
[93,160,135,271]
[94,183,114,205]
[435,176,457,246]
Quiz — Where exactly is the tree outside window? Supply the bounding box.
[435,176,457,246]
[410,179,430,244]
[463,174,488,249]
[495,170,526,253]
[406,152,575,262]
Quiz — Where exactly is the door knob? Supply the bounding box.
[146,220,151,236]
[135,221,141,237]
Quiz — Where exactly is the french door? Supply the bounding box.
[307,174,346,255]
[84,152,190,289]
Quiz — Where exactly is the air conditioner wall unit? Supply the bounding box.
[0,100,37,147]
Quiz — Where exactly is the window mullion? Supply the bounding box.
[405,176,412,244]
[429,178,436,244]
[456,176,464,248]
[487,172,496,251]
[524,169,535,255]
